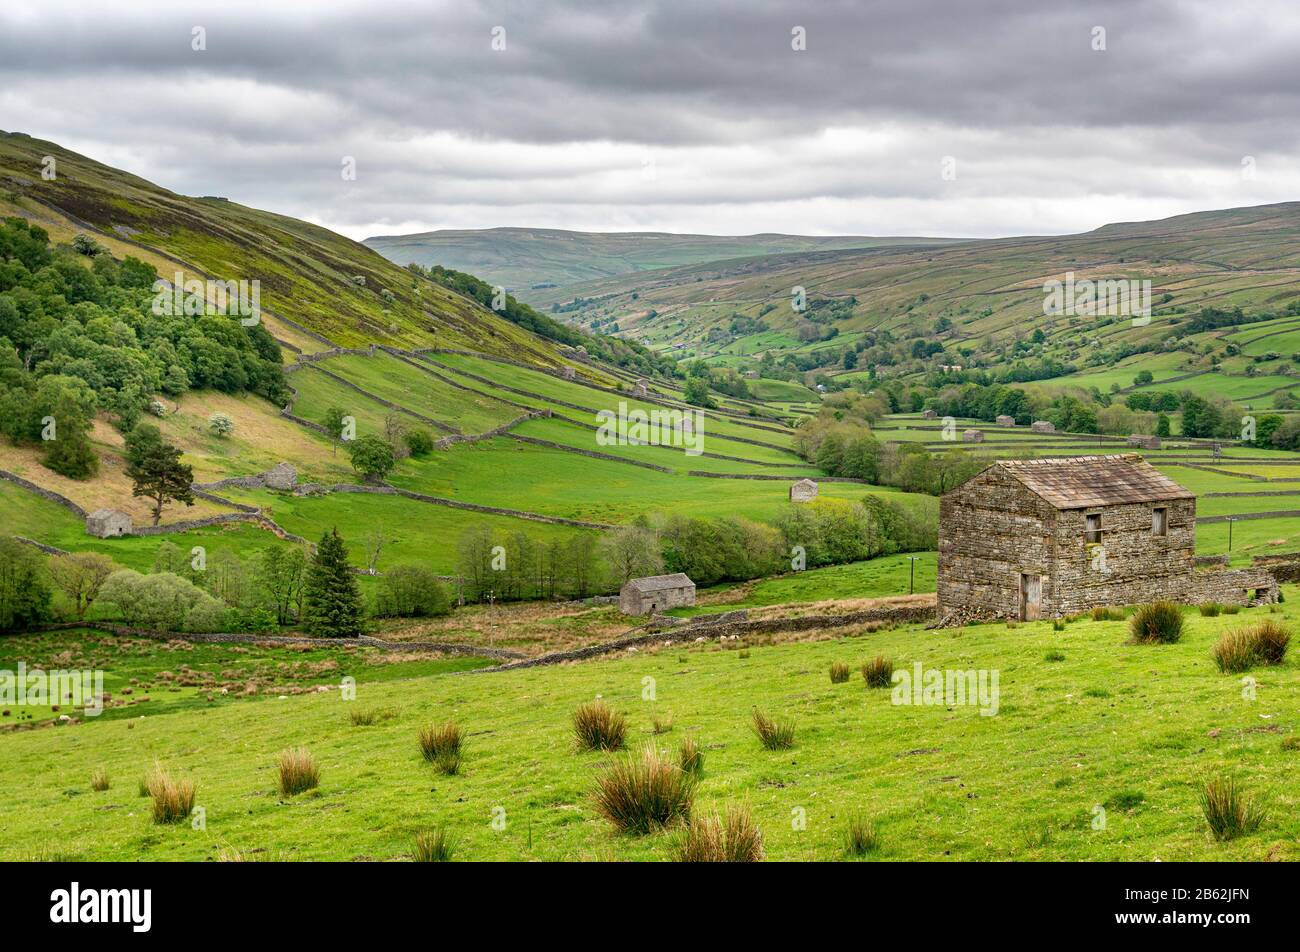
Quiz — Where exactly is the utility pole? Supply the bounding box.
[908,556,921,595]
[1227,517,1234,553]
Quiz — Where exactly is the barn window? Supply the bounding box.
[1152,507,1167,536]
[1084,513,1102,545]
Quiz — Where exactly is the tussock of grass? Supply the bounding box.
[1198,603,1222,617]
[1091,605,1126,622]
[1044,650,1066,662]
[572,700,626,752]
[651,713,674,735]
[751,708,795,750]
[1250,620,1291,665]
[419,721,463,763]
[1222,604,1241,615]
[1212,629,1257,673]
[1199,776,1265,841]
[1213,620,1291,672]
[861,655,894,688]
[844,815,880,857]
[679,736,703,776]
[829,661,851,684]
[412,828,456,862]
[90,768,110,792]
[593,743,694,835]
[676,805,764,862]
[277,747,320,796]
[1129,601,1183,644]
[145,764,195,824]
[1281,737,1300,752]
[349,707,395,726]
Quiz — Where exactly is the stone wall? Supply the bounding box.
[0,469,87,518]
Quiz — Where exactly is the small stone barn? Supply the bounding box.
[1030,420,1056,434]
[620,573,696,615]
[962,429,984,443]
[922,409,937,420]
[1127,434,1161,450]
[86,509,132,538]
[790,478,819,502]
[938,455,1277,623]
[995,415,1016,427]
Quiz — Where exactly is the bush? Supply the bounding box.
[676,805,764,862]
[145,764,195,824]
[404,429,436,457]
[419,721,464,772]
[1198,602,1222,617]
[207,412,234,437]
[1129,601,1183,644]
[90,768,110,792]
[679,736,703,776]
[862,655,894,688]
[277,748,319,796]
[573,700,627,752]
[844,816,880,856]
[1199,776,1264,841]
[751,708,796,750]
[375,565,451,617]
[829,661,851,684]
[593,743,695,834]
[412,828,456,862]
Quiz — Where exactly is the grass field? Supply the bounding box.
[2,598,1296,861]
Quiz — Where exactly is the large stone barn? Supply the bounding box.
[620,573,696,615]
[938,455,1277,623]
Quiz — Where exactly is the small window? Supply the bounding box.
[1152,507,1167,537]
[1084,513,1102,545]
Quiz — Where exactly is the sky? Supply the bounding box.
[2,0,1299,242]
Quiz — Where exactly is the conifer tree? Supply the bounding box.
[303,528,365,637]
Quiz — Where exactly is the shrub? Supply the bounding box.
[861,655,894,688]
[1198,602,1222,617]
[1051,619,1065,632]
[374,565,451,618]
[207,412,234,437]
[1199,776,1265,841]
[412,828,456,862]
[277,748,319,796]
[679,736,703,776]
[1129,601,1183,644]
[751,708,796,750]
[676,805,764,862]
[1212,629,1257,673]
[593,743,695,834]
[404,429,436,458]
[90,768,110,792]
[145,764,195,824]
[829,661,851,684]
[573,700,626,752]
[1249,620,1290,665]
[844,815,880,856]
[419,721,464,770]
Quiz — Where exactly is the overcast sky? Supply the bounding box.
[2,0,1298,241]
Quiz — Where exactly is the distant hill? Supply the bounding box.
[364,226,958,300]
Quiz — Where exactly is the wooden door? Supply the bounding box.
[1020,573,1041,621]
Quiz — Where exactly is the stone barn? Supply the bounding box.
[922,409,937,420]
[1030,420,1056,434]
[620,573,696,615]
[938,455,1276,623]
[790,478,819,502]
[632,377,649,397]
[962,429,984,443]
[1127,434,1161,450]
[86,509,132,538]
[995,415,1016,427]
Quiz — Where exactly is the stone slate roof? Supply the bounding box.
[623,573,695,593]
[995,454,1194,509]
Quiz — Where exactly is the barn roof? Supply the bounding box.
[623,573,695,593]
[994,455,1194,509]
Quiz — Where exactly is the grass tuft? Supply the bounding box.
[145,764,195,824]
[844,815,881,856]
[1212,620,1291,672]
[676,805,764,862]
[751,707,796,750]
[419,721,464,769]
[679,736,704,776]
[1198,602,1222,617]
[572,700,627,752]
[593,743,694,834]
[651,713,674,735]
[412,827,456,862]
[90,768,110,792]
[277,747,320,797]
[861,655,894,688]
[1129,601,1183,644]
[1199,776,1264,841]
[829,661,852,684]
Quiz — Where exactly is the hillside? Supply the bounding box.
[364,226,958,302]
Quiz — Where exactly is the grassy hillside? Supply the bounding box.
[365,227,958,302]
[2,597,1296,861]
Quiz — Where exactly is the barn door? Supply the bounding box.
[1020,573,1042,621]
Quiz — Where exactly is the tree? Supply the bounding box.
[208,412,234,437]
[683,376,714,409]
[256,544,306,625]
[124,423,194,525]
[600,525,662,585]
[303,528,365,637]
[375,565,450,617]
[47,552,118,620]
[322,406,349,456]
[1155,412,1171,437]
[0,539,53,631]
[348,434,395,483]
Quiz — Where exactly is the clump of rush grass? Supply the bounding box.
[145,763,195,824]
[1199,776,1265,841]
[676,805,764,862]
[1212,629,1257,674]
[593,743,695,834]
[1129,601,1183,644]
[1249,619,1290,665]
[651,713,674,735]
[276,747,320,797]
[861,655,894,688]
[572,700,627,752]
[843,815,881,857]
[751,708,796,750]
[679,735,704,776]
[1044,650,1066,662]
[1212,620,1291,672]
[411,827,456,862]
[1222,604,1240,615]
[1091,605,1126,622]
[90,768,110,792]
[419,721,464,774]
[1198,602,1222,617]
[829,661,852,684]
[349,707,395,726]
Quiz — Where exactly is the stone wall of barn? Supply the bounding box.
[938,468,1057,619]
[1047,498,1196,614]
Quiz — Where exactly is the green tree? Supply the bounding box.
[1155,412,1171,437]
[322,407,349,456]
[0,539,53,631]
[683,376,714,408]
[125,424,194,525]
[41,391,99,479]
[348,434,395,483]
[303,528,365,637]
